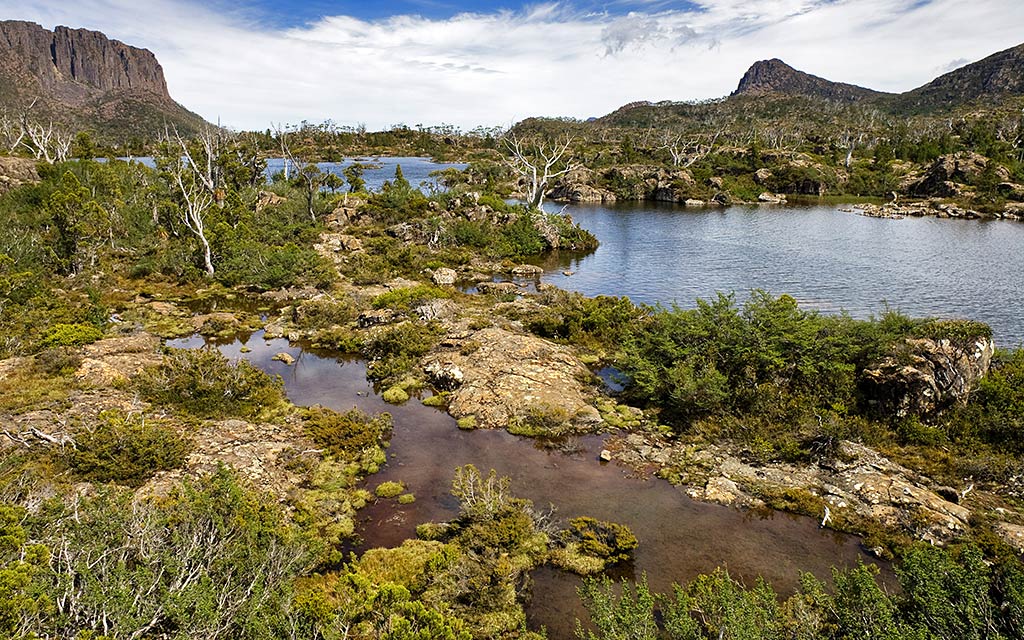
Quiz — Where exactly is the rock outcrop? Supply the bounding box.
[0,156,39,195]
[422,327,598,430]
[862,329,994,418]
[908,152,1009,198]
[610,434,972,545]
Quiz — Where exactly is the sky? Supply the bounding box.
[2,0,1024,131]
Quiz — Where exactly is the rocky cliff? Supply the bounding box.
[0,20,206,140]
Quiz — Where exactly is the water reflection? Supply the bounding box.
[537,201,1024,346]
[171,331,887,638]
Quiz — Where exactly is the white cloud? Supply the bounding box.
[1,0,1023,130]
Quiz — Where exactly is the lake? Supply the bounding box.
[536,201,1024,347]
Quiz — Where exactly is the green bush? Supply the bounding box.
[293,296,356,330]
[38,323,103,349]
[68,410,192,486]
[372,284,451,310]
[135,348,285,418]
[375,481,405,498]
[562,517,638,564]
[303,406,391,458]
[362,322,443,383]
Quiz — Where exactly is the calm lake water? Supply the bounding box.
[537,201,1024,347]
[264,156,466,192]
[118,156,465,192]
[171,332,884,638]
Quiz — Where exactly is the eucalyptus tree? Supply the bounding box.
[503,132,577,209]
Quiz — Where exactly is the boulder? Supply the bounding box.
[272,352,295,365]
[424,361,464,391]
[357,309,400,328]
[909,152,1008,198]
[511,264,543,277]
[431,267,458,286]
[476,281,520,296]
[758,192,787,204]
[862,327,994,418]
[0,157,39,195]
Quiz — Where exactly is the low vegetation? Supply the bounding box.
[577,542,1024,640]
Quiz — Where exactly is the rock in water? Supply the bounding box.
[272,352,296,365]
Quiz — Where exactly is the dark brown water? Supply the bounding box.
[171,332,884,638]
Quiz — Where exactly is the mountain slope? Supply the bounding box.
[731,58,888,103]
[891,43,1024,113]
[0,20,208,141]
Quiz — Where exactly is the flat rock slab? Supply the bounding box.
[423,327,594,430]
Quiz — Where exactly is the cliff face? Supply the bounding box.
[732,58,887,103]
[0,20,169,101]
[0,20,205,140]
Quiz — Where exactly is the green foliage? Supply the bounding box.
[136,348,285,418]
[293,296,357,330]
[303,406,392,458]
[68,410,192,486]
[376,481,406,498]
[37,323,103,349]
[577,547,1024,639]
[575,575,658,640]
[362,322,443,384]
[562,517,638,565]
[373,285,452,311]
[24,467,316,640]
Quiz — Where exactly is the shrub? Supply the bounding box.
[38,323,102,349]
[135,348,284,418]
[293,296,356,330]
[372,284,451,311]
[303,406,391,458]
[562,517,638,564]
[375,481,405,498]
[68,410,192,486]
[33,347,82,376]
[362,322,443,383]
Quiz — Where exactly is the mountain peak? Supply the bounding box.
[732,58,885,103]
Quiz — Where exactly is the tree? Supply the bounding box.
[276,123,327,221]
[43,171,100,275]
[344,163,366,193]
[165,152,216,275]
[503,132,577,208]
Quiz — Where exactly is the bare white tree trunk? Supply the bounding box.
[503,133,577,209]
[170,156,215,275]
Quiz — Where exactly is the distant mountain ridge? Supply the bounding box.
[728,42,1024,113]
[0,20,207,141]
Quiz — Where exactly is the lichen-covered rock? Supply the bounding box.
[431,267,458,286]
[0,157,39,195]
[862,326,994,418]
[422,327,595,430]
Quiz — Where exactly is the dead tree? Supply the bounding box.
[503,133,577,209]
[659,129,723,168]
[167,154,215,275]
